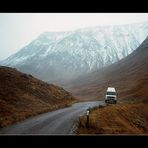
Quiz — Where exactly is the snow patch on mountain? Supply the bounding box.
[1,22,148,82]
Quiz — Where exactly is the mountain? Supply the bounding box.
[1,22,148,83]
[65,36,148,101]
[0,66,75,128]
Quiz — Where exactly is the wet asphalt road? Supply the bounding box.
[0,101,104,135]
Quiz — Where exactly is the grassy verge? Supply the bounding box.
[76,102,148,134]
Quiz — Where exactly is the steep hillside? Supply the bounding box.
[1,22,148,83]
[0,66,75,128]
[66,36,148,102]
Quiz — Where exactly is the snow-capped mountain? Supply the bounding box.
[1,22,148,83]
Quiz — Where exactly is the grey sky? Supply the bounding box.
[0,13,148,61]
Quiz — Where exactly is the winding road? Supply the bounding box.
[0,101,104,135]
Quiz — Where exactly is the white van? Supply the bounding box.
[105,87,117,104]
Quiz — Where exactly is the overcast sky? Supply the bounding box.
[0,13,148,60]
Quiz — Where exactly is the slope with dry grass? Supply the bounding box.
[77,102,148,134]
[0,66,76,128]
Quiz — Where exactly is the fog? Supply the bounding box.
[0,13,148,60]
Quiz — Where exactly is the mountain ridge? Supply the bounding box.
[1,22,148,83]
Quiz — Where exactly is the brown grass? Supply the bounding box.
[0,66,76,128]
[76,102,148,134]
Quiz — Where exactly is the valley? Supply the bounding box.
[0,21,148,135]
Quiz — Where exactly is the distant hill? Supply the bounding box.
[66,36,148,102]
[0,66,75,128]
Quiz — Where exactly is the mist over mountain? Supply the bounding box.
[1,22,148,83]
[66,36,148,101]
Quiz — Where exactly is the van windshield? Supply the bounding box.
[107,92,116,95]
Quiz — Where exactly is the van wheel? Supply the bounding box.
[114,100,117,104]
